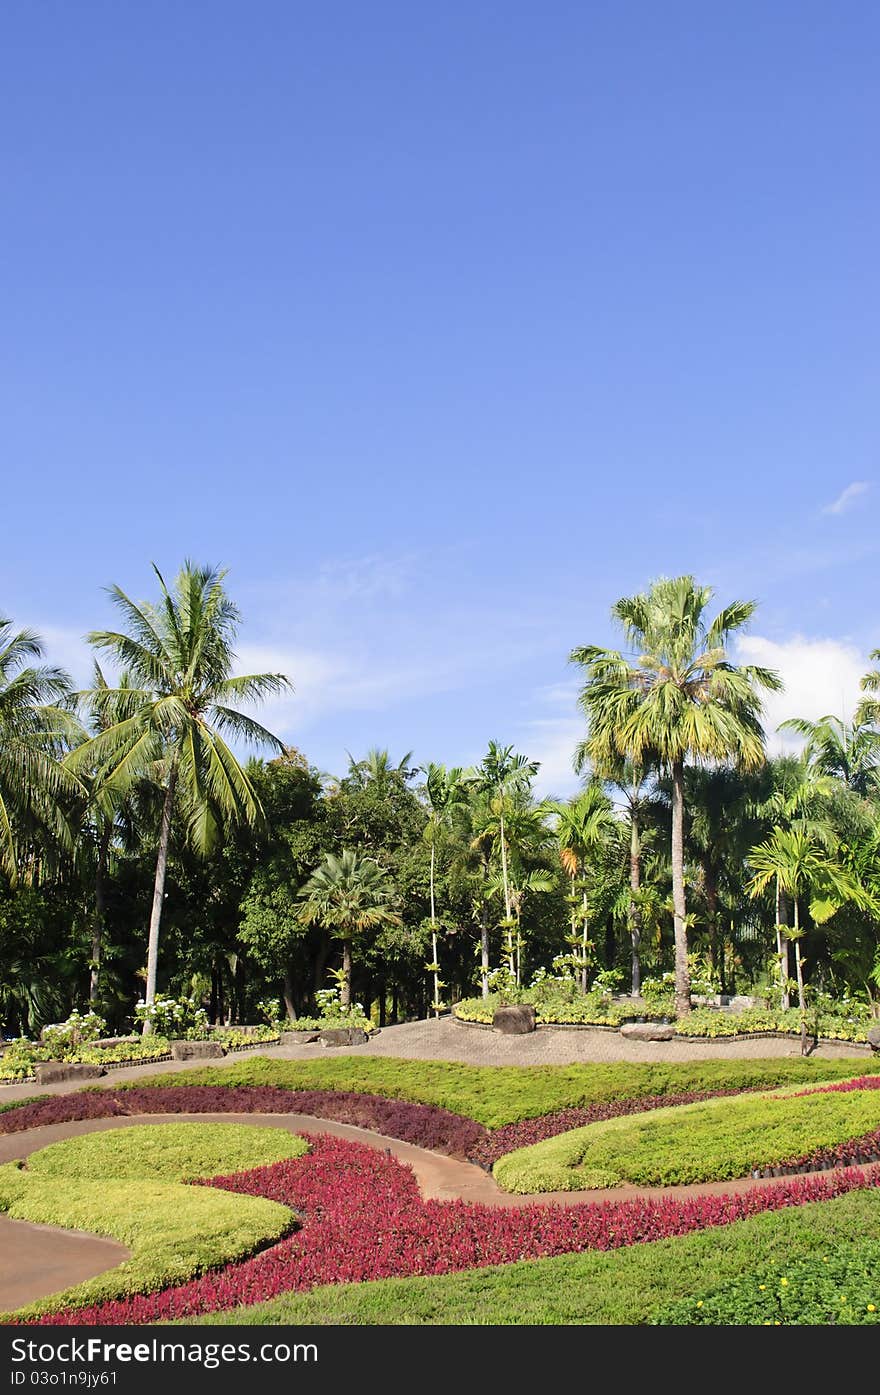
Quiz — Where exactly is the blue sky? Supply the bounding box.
[2,2,878,792]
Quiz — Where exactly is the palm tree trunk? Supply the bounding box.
[90,823,111,1006]
[143,762,178,1032]
[430,841,440,1018]
[480,904,489,998]
[791,897,807,1053]
[581,890,589,994]
[671,759,691,1017]
[499,810,512,919]
[341,937,352,1009]
[629,814,641,997]
[776,875,790,1010]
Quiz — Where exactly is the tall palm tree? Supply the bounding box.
[571,575,781,1016]
[747,827,871,1050]
[421,763,470,1017]
[297,849,400,1008]
[576,749,656,996]
[72,664,152,1004]
[68,562,290,1022]
[0,618,81,885]
[473,741,539,928]
[345,747,416,792]
[551,783,616,991]
[751,755,836,1007]
[779,713,880,798]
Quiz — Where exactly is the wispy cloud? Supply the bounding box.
[823,481,870,516]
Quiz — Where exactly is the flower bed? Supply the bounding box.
[469,1088,762,1169]
[0,1086,488,1160]
[21,1137,878,1325]
[0,1124,302,1320]
[493,1085,880,1192]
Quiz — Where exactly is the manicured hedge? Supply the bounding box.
[27,1135,876,1325]
[492,1085,880,1192]
[123,1055,880,1128]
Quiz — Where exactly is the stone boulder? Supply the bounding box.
[619,1021,675,1042]
[280,1030,320,1046]
[92,1036,139,1049]
[867,1025,880,1053]
[34,1061,106,1085]
[318,1027,369,1047]
[493,1005,536,1035]
[170,1039,226,1061]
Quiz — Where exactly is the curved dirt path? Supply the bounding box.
[4,1111,878,1313]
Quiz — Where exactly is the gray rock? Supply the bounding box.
[34,1061,106,1084]
[280,1030,320,1046]
[170,1039,226,1061]
[206,1023,264,1035]
[318,1027,369,1047]
[92,1036,139,1049]
[493,1005,536,1035]
[619,1021,675,1042]
[867,1024,880,1052]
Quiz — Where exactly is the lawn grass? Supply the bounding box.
[129,1054,879,1128]
[0,1124,303,1319]
[186,1186,880,1326]
[27,1122,307,1183]
[493,1085,880,1191]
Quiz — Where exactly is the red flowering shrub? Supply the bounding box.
[23,1136,877,1326]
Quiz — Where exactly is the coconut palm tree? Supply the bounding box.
[71,664,156,1004]
[68,562,290,1022]
[550,783,616,991]
[345,747,416,792]
[571,575,781,1016]
[0,618,81,885]
[421,763,470,1017]
[297,849,400,1008]
[747,827,872,1050]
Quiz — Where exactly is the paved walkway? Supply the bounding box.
[0,1215,128,1311]
[4,1110,879,1313]
[1,1018,871,1105]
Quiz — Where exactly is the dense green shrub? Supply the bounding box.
[453,990,666,1028]
[492,1085,880,1192]
[138,1056,880,1128]
[0,1035,172,1083]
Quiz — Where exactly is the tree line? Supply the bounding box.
[3,564,880,1037]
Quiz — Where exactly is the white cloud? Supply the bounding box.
[823,481,870,516]
[735,634,867,753]
[518,716,584,798]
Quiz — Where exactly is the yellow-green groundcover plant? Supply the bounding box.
[493,1085,880,1192]
[0,1123,306,1319]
